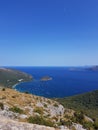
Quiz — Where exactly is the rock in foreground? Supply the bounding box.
[0,116,56,130]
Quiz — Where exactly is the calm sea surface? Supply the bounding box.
[10,67,98,98]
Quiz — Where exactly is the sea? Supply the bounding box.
[9,67,98,98]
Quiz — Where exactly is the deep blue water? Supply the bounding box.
[10,67,98,98]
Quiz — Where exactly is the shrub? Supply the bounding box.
[44,103,47,108]
[52,116,58,122]
[94,121,98,129]
[25,91,29,94]
[27,116,54,127]
[47,100,51,104]
[12,95,16,98]
[9,106,24,114]
[34,107,44,115]
[58,119,72,126]
[74,112,84,123]
[83,122,94,129]
[2,88,5,91]
[0,102,4,110]
[53,103,58,107]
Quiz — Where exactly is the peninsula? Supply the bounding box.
[0,68,33,88]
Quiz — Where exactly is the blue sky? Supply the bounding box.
[0,0,98,66]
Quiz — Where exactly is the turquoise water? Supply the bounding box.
[11,67,98,98]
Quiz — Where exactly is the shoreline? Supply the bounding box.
[12,76,33,89]
[12,79,33,90]
[12,83,20,89]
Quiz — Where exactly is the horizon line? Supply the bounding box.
[1,65,97,67]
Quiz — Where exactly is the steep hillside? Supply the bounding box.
[0,88,65,128]
[56,90,98,129]
[0,68,32,88]
[0,88,89,130]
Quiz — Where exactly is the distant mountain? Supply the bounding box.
[0,68,32,88]
[86,66,98,71]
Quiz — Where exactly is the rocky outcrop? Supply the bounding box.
[72,123,86,130]
[0,88,89,130]
[0,116,56,130]
[0,88,66,128]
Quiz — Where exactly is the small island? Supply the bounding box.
[40,76,52,81]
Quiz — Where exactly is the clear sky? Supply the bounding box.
[0,0,98,66]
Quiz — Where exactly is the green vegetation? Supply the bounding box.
[56,90,98,119]
[56,90,98,130]
[25,91,29,94]
[34,107,44,115]
[72,111,84,124]
[9,106,24,114]
[44,103,47,108]
[53,103,59,107]
[71,111,94,129]
[59,111,98,129]
[58,119,72,127]
[27,115,54,127]
[0,68,32,88]
[94,121,98,129]
[47,100,51,104]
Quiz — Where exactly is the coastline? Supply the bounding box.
[12,83,20,89]
[12,79,33,90]
[12,76,33,90]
